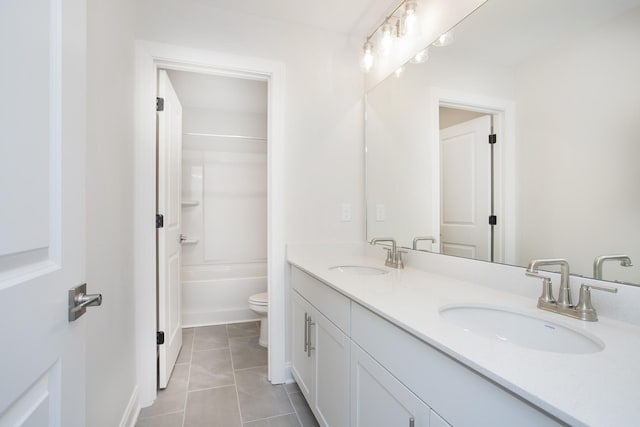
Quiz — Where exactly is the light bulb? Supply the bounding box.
[403,1,418,34]
[380,20,393,56]
[394,66,405,78]
[361,41,374,73]
[409,48,428,64]
[432,30,454,47]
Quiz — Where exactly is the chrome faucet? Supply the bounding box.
[370,238,404,269]
[526,258,572,308]
[593,254,632,280]
[526,258,617,321]
[412,236,437,251]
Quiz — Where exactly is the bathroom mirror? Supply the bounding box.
[365,0,640,285]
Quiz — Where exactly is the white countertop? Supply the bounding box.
[287,250,640,426]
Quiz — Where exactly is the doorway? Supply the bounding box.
[156,68,270,388]
[135,41,286,408]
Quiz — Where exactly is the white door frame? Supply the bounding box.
[134,41,286,407]
[430,88,516,265]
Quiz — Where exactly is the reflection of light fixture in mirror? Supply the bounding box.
[403,1,418,34]
[380,20,394,55]
[361,41,375,73]
[432,30,454,47]
[394,66,405,78]
[409,48,428,64]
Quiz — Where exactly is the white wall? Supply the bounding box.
[86,0,138,425]
[515,7,640,282]
[137,0,366,245]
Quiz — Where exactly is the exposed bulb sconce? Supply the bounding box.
[360,0,420,73]
[432,30,454,47]
[361,41,375,72]
[403,1,418,35]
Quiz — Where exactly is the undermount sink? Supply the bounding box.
[440,305,604,354]
[329,265,389,275]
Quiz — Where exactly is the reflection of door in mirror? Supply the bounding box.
[440,110,493,262]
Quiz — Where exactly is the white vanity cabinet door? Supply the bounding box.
[313,309,350,427]
[291,290,314,401]
[351,342,430,427]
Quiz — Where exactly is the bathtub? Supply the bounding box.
[181,263,267,327]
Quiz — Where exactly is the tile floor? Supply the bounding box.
[136,322,320,427]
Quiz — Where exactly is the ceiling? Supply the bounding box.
[166,70,268,113]
[190,0,395,36]
[433,0,640,68]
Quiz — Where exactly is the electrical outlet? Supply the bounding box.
[375,204,385,221]
[341,204,352,222]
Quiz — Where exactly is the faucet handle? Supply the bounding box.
[575,283,618,321]
[396,250,407,269]
[526,271,556,308]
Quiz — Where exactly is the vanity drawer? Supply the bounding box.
[351,303,565,427]
[291,266,350,332]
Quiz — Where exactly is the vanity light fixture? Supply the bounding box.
[360,0,420,73]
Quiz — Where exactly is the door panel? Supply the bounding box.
[157,70,183,389]
[350,343,430,427]
[291,291,313,401]
[314,312,349,427]
[0,0,87,425]
[440,115,492,261]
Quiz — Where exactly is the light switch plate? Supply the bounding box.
[376,204,385,221]
[341,204,352,222]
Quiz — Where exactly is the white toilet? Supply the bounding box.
[248,292,268,348]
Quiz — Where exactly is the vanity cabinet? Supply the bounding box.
[351,341,430,427]
[291,268,350,427]
[290,265,562,427]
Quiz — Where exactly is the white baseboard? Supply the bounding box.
[182,308,259,328]
[118,385,140,427]
[282,362,294,384]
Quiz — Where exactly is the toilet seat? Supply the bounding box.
[249,292,268,306]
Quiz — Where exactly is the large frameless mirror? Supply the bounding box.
[365,0,640,285]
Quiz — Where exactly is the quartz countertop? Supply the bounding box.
[287,250,640,426]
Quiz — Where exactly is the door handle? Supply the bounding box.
[306,315,315,358]
[69,283,103,322]
[304,312,308,353]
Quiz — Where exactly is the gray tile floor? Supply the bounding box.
[136,322,319,427]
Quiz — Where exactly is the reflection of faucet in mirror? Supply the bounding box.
[370,238,404,269]
[593,255,633,280]
[413,236,437,251]
[525,259,572,309]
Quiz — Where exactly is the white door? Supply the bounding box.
[350,343,430,427]
[291,291,314,401]
[0,0,88,426]
[440,115,492,261]
[313,311,349,427]
[157,70,183,389]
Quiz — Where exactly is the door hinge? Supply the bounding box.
[156,214,164,228]
[489,215,497,225]
[157,331,165,345]
[156,97,164,112]
[488,134,497,144]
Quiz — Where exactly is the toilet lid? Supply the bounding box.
[249,292,268,305]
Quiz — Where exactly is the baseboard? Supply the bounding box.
[182,308,259,328]
[283,362,294,384]
[118,385,140,427]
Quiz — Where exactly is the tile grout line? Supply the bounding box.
[228,324,245,427]
[181,328,195,427]
[285,390,305,427]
